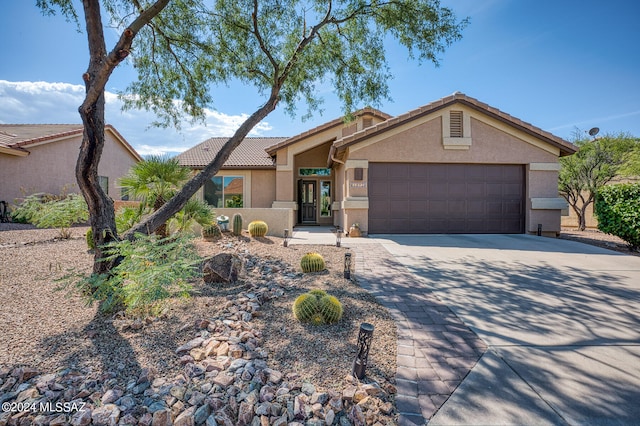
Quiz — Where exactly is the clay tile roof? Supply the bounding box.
[0,123,142,161]
[176,137,288,169]
[332,92,578,157]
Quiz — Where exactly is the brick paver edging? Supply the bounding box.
[347,243,488,425]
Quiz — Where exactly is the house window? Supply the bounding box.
[299,168,331,176]
[204,176,244,208]
[98,176,109,195]
[320,181,331,217]
[450,111,463,137]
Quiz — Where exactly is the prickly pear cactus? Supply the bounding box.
[248,220,268,237]
[300,252,326,273]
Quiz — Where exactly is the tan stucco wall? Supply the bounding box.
[250,170,276,208]
[0,131,139,205]
[342,106,565,235]
[212,208,294,237]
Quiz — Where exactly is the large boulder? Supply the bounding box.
[202,253,243,284]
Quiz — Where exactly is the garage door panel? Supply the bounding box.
[369,163,524,234]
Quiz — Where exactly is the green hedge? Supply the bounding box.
[595,183,640,250]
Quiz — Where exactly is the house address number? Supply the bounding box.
[350,182,367,188]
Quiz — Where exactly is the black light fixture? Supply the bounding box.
[344,252,352,279]
[283,229,290,247]
[335,226,342,247]
[353,323,374,379]
[537,224,542,236]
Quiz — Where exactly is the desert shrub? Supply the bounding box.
[115,205,145,234]
[86,228,96,250]
[12,193,88,238]
[595,183,640,250]
[10,193,48,223]
[66,233,202,316]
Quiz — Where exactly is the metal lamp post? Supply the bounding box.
[336,226,343,247]
[283,229,290,247]
[344,252,352,279]
[353,323,374,379]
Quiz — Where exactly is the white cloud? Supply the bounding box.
[0,80,272,156]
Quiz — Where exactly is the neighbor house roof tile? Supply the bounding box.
[176,137,287,169]
[0,124,142,161]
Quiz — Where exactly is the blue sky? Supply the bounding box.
[1,0,639,156]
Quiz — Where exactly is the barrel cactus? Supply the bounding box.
[300,252,326,273]
[232,213,243,236]
[292,289,343,325]
[319,295,343,324]
[202,223,222,241]
[248,220,268,237]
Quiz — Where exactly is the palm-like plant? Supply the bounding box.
[119,156,191,236]
[169,198,214,235]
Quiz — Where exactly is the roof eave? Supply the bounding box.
[0,146,30,157]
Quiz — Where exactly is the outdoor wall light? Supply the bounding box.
[344,252,352,279]
[353,322,374,379]
[537,224,542,236]
[336,226,343,247]
[283,229,290,247]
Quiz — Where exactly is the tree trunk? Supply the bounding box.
[123,91,281,240]
[75,0,170,274]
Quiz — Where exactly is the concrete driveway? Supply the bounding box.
[375,234,640,425]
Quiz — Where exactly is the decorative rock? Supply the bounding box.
[152,409,173,426]
[349,404,366,426]
[70,408,92,426]
[237,401,254,425]
[176,337,205,354]
[342,385,357,402]
[101,388,123,404]
[194,404,211,425]
[91,403,120,426]
[353,389,368,403]
[202,253,243,284]
[325,408,336,425]
[301,382,316,396]
[174,405,196,426]
[212,374,234,387]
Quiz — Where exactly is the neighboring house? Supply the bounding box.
[0,124,142,206]
[177,92,578,236]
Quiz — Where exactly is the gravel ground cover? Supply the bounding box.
[0,223,397,425]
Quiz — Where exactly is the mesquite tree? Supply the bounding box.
[40,0,468,274]
[559,132,639,230]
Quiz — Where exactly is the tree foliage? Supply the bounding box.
[595,183,640,250]
[559,132,640,230]
[37,0,468,273]
[11,193,89,238]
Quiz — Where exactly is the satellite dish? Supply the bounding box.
[588,127,600,137]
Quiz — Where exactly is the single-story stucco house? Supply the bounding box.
[177,92,578,237]
[0,124,142,206]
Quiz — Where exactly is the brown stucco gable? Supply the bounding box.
[329,92,578,162]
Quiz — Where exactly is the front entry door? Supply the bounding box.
[300,180,317,223]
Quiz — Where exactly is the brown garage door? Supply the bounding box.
[368,163,525,234]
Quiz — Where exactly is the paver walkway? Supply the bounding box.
[347,243,487,425]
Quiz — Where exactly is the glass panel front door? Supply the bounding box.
[300,180,317,223]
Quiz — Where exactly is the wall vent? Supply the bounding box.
[450,111,463,137]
